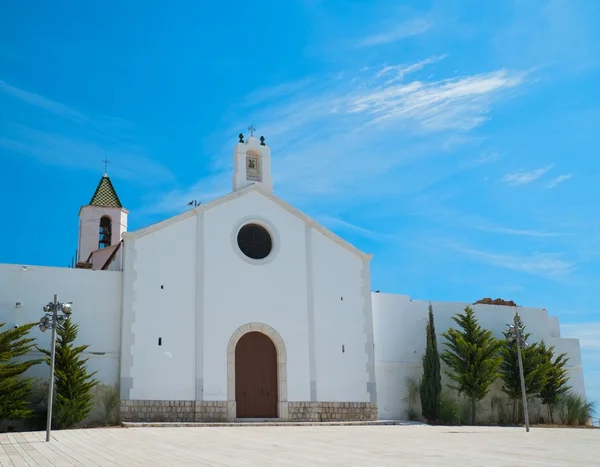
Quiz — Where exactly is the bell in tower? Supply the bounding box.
[232,126,273,193]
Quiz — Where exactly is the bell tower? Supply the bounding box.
[232,126,273,193]
[77,172,128,265]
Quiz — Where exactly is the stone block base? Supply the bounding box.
[120,401,228,423]
[120,400,378,423]
[288,402,378,422]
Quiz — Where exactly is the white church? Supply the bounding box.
[0,134,586,423]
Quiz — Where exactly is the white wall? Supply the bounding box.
[122,215,198,401]
[202,191,310,401]
[0,263,122,386]
[373,293,587,420]
[121,188,373,406]
[311,229,371,402]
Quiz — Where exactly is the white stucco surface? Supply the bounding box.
[373,292,587,420]
[0,264,122,386]
[120,187,374,412]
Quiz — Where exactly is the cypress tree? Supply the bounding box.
[441,306,503,424]
[39,318,98,429]
[420,303,441,423]
[0,322,42,420]
[537,341,570,423]
[500,313,550,423]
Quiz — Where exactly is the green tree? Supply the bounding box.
[441,306,503,425]
[39,318,98,429]
[0,322,42,420]
[420,303,442,423]
[537,341,570,423]
[500,313,551,423]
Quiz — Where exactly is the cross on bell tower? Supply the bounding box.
[103,157,110,174]
[248,125,256,137]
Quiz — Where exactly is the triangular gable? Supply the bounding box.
[124,185,372,260]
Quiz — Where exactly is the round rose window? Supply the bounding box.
[237,223,273,260]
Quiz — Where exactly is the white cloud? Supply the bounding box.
[1,80,173,184]
[345,68,527,132]
[1,126,174,184]
[359,18,434,47]
[376,55,448,81]
[316,215,393,243]
[546,173,573,188]
[475,225,564,237]
[147,59,530,213]
[500,164,555,185]
[140,174,230,215]
[442,242,576,278]
[462,151,501,168]
[0,79,88,123]
[562,322,600,351]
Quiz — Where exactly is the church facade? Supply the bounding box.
[0,134,586,423]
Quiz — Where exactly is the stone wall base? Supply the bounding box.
[120,401,228,423]
[120,400,378,423]
[288,402,378,422]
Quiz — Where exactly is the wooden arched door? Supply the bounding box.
[235,331,278,418]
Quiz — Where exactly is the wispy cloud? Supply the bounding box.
[148,58,530,213]
[562,322,600,350]
[376,55,448,81]
[462,151,502,168]
[316,215,394,242]
[359,18,434,47]
[0,79,88,123]
[1,79,172,184]
[344,68,527,131]
[475,225,565,237]
[1,126,173,184]
[546,173,573,188]
[500,164,554,185]
[140,174,229,215]
[442,241,576,278]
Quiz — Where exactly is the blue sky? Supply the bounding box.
[1,0,599,411]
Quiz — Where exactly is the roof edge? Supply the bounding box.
[124,184,372,260]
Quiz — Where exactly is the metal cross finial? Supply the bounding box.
[103,157,109,173]
[248,125,256,137]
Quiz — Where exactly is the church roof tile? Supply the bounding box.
[89,175,122,208]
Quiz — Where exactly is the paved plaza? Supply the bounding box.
[1,425,598,467]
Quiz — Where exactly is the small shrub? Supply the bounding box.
[458,396,474,425]
[94,384,120,425]
[490,395,511,425]
[24,379,49,431]
[438,390,460,425]
[557,393,596,425]
[404,377,421,421]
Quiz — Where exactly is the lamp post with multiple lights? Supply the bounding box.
[506,316,530,432]
[39,294,72,442]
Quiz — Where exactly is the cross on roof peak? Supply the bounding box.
[248,125,256,137]
[103,157,110,174]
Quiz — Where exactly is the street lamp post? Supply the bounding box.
[39,294,72,442]
[506,315,530,433]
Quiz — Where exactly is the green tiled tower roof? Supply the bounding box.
[89,174,122,208]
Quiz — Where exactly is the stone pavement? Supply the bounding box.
[1,425,598,467]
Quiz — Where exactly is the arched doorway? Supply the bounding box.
[235,331,278,418]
